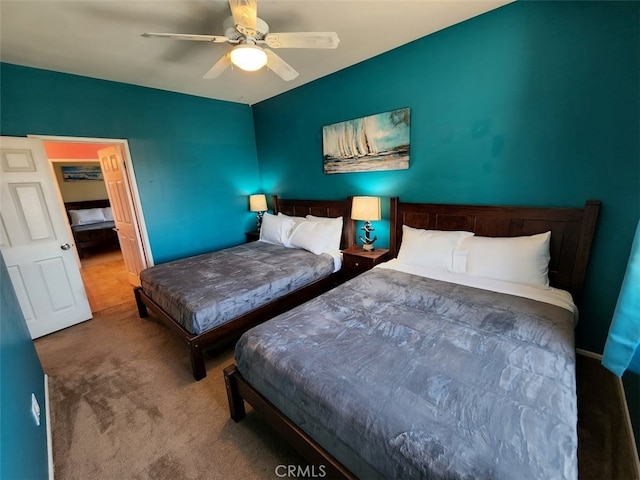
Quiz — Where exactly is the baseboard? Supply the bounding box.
[577,348,640,477]
[44,374,54,480]
[576,347,602,361]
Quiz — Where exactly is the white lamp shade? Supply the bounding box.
[230,45,268,72]
[351,196,381,221]
[249,194,268,212]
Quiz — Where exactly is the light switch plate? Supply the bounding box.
[31,393,41,426]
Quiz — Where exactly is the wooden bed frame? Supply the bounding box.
[223,198,600,479]
[134,196,355,380]
[64,199,119,258]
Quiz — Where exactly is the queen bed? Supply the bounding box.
[224,198,600,479]
[134,196,354,380]
[64,199,119,258]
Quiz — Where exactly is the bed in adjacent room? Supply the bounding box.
[134,196,355,380]
[224,198,600,479]
[65,199,119,258]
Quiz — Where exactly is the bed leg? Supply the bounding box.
[133,287,148,318]
[223,365,246,422]
[190,341,207,381]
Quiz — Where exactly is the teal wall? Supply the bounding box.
[0,254,49,479]
[0,64,261,264]
[253,0,639,354]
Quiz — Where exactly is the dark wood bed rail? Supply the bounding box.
[134,195,355,380]
[389,198,600,302]
[64,198,112,211]
[224,364,357,480]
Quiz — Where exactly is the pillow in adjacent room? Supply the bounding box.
[68,208,106,226]
[259,212,294,246]
[397,225,474,271]
[288,219,336,255]
[459,231,552,287]
[102,207,114,221]
[305,215,343,251]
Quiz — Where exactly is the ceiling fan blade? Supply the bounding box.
[264,32,340,49]
[203,54,232,79]
[229,0,258,37]
[142,32,230,43]
[265,49,299,81]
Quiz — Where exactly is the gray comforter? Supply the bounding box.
[140,241,335,335]
[235,267,577,479]
[71,220,115,232]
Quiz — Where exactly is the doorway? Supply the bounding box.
[40,137,151,313]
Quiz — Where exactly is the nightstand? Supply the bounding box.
[245,231,260,243]
[341,245,390,281]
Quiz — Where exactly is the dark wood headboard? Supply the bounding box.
[271,195,355,250]
[389,198,600,301]
[64,199,111,212]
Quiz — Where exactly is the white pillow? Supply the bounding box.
[102,207,114,221]
[459,232,551,287]
[397,226,474,271]
[305,215,343,251]
[288,219,336,255]
[69,208,106,226]
[259,212,294,246]
[278,212,306,230]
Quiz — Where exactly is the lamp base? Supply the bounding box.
[362,243,375,252]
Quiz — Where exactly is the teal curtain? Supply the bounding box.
[602,219,640,376]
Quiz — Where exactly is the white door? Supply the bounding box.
[0,136,92,338]
[98,146,145,286]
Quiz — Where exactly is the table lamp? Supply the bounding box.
[249,194,268,230]
[351,196,381,251]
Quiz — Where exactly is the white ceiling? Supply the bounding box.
[0,0,512,106]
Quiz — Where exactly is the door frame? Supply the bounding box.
[29,134,154,268]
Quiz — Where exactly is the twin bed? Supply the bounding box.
[223,198,600,479]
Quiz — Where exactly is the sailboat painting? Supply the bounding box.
[61,165,103,181]
[322,108,410,174]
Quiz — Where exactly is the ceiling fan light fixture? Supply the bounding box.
[230,44,268,71]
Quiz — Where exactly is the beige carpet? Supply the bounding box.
[35,300,638,480]
[35,301,304,480]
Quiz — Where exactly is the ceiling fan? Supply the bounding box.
[142,0,340,81]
